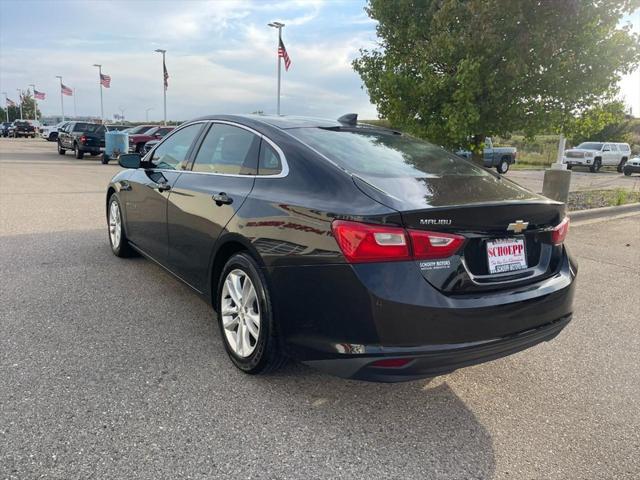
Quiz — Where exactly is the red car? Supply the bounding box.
[128,126,175,153]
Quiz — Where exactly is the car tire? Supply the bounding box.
[624,169,631,176]
[590,158,601,173]
[617,158,627,173]
[217,252,286,375]
[107,194,135,258]
[57,141,66,155]
[496,158,509,174]
[74,143,84,159]
[566,165,573,170]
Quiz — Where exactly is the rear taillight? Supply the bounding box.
[80,135,87,144]
[409,230,465,260]
[331,220,465,263]
[552,217,570,245]
[331,221,410,263]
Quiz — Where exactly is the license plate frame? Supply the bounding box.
[486,237,528,274]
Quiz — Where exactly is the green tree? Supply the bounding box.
[353,0,640,162]
[1,91,42,123]
[566,101,632,145]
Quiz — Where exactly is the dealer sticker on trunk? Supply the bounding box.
[486,238,527,274]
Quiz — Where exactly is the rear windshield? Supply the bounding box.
[577,142,603,150]
[73,123,105,133]
[288,127,491,179]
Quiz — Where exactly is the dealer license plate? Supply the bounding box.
[486,238,527,274]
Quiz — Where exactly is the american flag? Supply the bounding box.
[100,73,111,88]
[163,58,169,90]
[34,90,46,100]
[61,83,73,96]
[278,38,291,71]
[6,98,16,107]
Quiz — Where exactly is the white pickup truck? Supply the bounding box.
[563,142,631,173]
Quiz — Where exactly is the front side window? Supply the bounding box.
[150,124,203,170]
[191,123,259,175]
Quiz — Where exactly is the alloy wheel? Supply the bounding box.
[108,200,122,249]
[221,269,261,358]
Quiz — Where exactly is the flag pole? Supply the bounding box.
[29,84,37,122]
[154,49,168,126]
[17,89,23,120]
[268,22,285,116]
[162,51,167,125]
[93,64,104,123]
[56,76,65,122]
[73,88,77,118]
[277,26,282,116]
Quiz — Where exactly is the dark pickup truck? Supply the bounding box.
[57,122,106,159]
[9,120,36,138]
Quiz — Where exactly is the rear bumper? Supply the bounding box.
[79,145,102,153]
[268,249,576,382]
[305,314,571,382]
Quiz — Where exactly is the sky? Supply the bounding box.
[0,0,638,122]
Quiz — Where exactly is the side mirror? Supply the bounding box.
[118,153,141,169]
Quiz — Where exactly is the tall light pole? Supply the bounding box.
[93,64,104,123]
[145,107,154,122]
[73,88,77,118]
[16,89,24,120]
[56,76,65,121]
[154,49,167,125]
[1,92,8,122]
[29,84,38,122]
[268,21,285,115]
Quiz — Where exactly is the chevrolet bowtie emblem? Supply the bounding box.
[507,220,529,233]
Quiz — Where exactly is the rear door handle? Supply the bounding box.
[212,192,233,206]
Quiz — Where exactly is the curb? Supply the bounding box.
[569,202,640,222]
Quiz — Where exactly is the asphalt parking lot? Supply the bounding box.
[1,138,639,479]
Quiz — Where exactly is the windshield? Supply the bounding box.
[288,127,492,179]
[127,125,154,135]
[576,142,603,150]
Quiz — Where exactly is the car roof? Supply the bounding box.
[190,114,350,130]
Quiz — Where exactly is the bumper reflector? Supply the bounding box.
[370,358,413,368]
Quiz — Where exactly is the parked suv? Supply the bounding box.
[57,122,106,159]
[41,122,68,142]
[563,142,631,173]
[456,137,517,174]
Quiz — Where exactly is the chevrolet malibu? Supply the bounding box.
[106,114,576,382]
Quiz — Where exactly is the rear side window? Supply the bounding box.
[192,124,259,175]
[288,127,491,179]
[619,144,630,152]
[151,124,203,170]
[258,141,282,175]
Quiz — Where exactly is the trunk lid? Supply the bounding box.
[353,175,566,293]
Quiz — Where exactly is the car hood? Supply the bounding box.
[129,134,153,141]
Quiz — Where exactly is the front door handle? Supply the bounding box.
[212,192,233,206]
[156,181,171,192]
